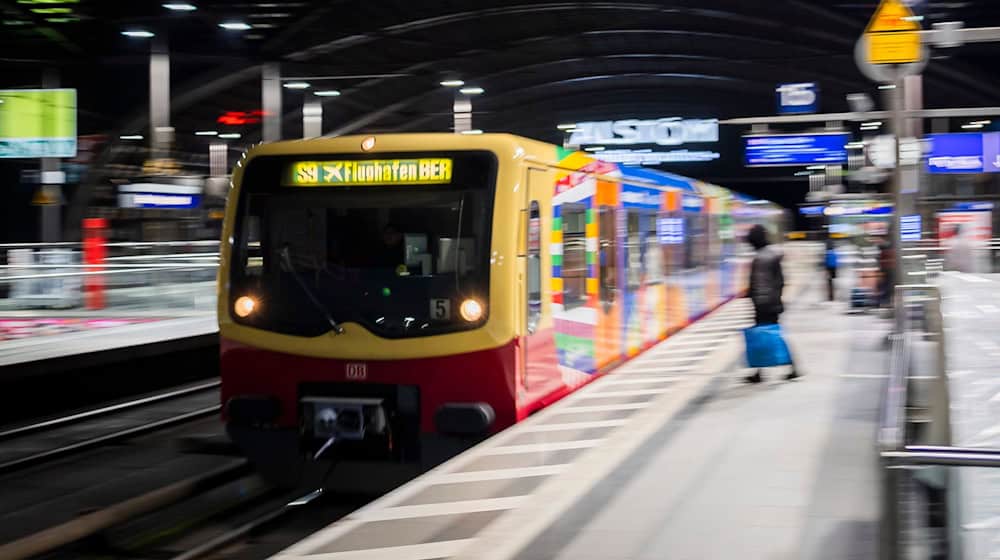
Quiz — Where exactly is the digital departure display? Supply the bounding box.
[287,158,453,186]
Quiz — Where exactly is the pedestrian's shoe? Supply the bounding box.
[784,369,801,381]
[744,371,763,384]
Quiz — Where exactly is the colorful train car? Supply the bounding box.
[217,133,784,484]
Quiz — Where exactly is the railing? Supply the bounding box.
[0,241,219,313]
[879,280,1000,559]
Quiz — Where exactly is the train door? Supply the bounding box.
[623,209,643,356]
[642,210,667,345]
[594,180,621,370]
[520,168,560,413]
[663,192,686,333]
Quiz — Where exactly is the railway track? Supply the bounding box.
[0,379,221,474]
[0,381,378,559]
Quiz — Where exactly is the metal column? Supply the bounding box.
[149,38,172,159]
[39,69,62,242]
[303,100,322,138]
[453,93,471,133]
[888,75,906,297]
[262,64,282,142]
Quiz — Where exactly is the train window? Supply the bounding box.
[626,211,641,290]
[230,150,497,338]
[561,205,587,310]
[644,213,663,284]
[598,206,617,306]
[527,201,541,332]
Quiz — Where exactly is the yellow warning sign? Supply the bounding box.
[865,0,920,33]
[864,0,922,65]
[31,187,59,206]
[868,32,921,64]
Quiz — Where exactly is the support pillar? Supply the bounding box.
[40,69,62,242]
[149,38,172,160]
[303,100,322,138]
[453,93,471,133]
[262,63,282,142]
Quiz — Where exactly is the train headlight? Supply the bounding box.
[459,298,484,322]
[234,295,257,318]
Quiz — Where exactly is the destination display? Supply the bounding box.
[0,89,77,159]
[926,133,1000,174]
[287,158,453,186]
[744,133,850,167]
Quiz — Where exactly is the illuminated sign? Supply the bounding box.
[926,133,1000,174]
[567,118,718,147]
[777,83,818,114]
[0,89,77,158]
[288,159,453,186]
[901,214,921,242]
[217,110,266,126]
[658,217,685,245]
[595,149,720,165]
[744,133,849,166]
[119,193,200,209]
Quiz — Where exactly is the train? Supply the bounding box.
[217,133,785,486]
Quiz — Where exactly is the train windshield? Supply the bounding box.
[231,151,496,338]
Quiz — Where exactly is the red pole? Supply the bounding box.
[82,218,107,310]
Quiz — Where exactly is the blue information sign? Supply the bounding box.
[926,133,1000,174]
[901,214,921,242]
[744,133,849,167]
[776,83,818,115]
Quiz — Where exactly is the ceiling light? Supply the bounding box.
[219,22,252,30]
[878,84,896,90]
[440,80,465,87]
[195,130,218,136]
[584,146,606,152]
[162,2,196,10]
[122,30,155,38]
[283,81,310,89]
[460,129,484,135]
[557,123,577,130]
[459,87,484,95]
[862,122,882,127]
[314,90,341,97]
[119,135,144,140]
[962,123,984,129]
[971,120,992,126]
[218,133,242,139]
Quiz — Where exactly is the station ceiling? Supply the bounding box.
[3,0,1000,196]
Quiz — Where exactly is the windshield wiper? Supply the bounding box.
[280,246,345,335]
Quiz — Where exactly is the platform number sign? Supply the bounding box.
[430,298,451,320]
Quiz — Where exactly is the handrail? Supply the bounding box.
[882,446,1000,468]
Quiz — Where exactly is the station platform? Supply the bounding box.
[0,313,217,372]
[275,254,887,560]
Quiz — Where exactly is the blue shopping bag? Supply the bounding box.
[744,324,792,368]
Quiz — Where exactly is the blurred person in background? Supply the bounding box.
[945,224,975,272]
[823,238,838,302]
[877,234,895,307]
[745,224,799,383]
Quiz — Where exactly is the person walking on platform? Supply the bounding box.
[744,224,799,383]
[945,224,975,273]
[823,238,838,302]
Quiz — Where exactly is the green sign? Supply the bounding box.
[287,158,453,186]
[0,89,77,158]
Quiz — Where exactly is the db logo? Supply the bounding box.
[345,363,367,380]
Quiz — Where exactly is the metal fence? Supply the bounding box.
[879,279,1000,559]
[0,241,219,312]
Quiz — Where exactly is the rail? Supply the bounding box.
[879,279,1000,559]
